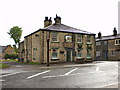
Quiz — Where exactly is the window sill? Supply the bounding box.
[76,42,83,45]
[51,42,59,43]
[86,43,92,45]
[77,58,84,60]
[51,59,59,61]
[86,57,92,60]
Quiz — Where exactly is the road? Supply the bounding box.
[0,61,119,88]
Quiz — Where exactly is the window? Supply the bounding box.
[33,48,37,60]
[77,35,83,43]
[115,39,120,45]
[87,50,91,57]
[52,32,58,42]
[104,41,107,45]
[96,51,100,57]
[77,50,82,58]
[86,35,91,43]
[65,35,72,42]
[52,49,58,59]
[111,51,117,56]
[96,42,101,46]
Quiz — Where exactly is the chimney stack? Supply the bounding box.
[98,32,102,39]
[44,16,52,28]
[113,27,117,36]
[54,14,61,24]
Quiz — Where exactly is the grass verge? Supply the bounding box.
[0,63,10,69]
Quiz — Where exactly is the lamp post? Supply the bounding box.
[47,38,49,66]
[47,31,50,66]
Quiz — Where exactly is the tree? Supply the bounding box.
[8,26,22,53]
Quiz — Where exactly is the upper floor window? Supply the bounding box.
[77,35,83,43]
[96,42,101,46]
[65,35,72,42]
[104,41,107,45]
[115,39,120,45]
[86,35,91,43]
[52,32,58,42]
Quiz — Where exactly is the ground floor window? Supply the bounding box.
[87,50,91,58]
[111,50,117,56]
[96,51,100,57]
[77,50,82,58]
[52,49,58,59]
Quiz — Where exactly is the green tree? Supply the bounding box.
[8,26,22,53]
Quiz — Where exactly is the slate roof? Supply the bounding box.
[96,34,120,41]
[0,46,7,53]
[42,23,95,35]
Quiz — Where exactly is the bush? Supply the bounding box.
[4,53,18,60]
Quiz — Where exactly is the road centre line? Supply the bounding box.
[64,68,78,75]
[27,70,51,79]
[96,66,99,71]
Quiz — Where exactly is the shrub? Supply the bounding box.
[4,53,18,60]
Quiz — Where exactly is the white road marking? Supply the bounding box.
[42,71,105,79]
[0,71,28,78]
[100,82,118,88]
[27,70,51,79]
[115,65,119,68]
[64,68,78,75]
[96,66,99,71]
[0,79,5,82]
[0,72,21,77]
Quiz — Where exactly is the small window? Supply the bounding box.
[52,32,58,42]
[52,49,58,59]
[65,35,72,42]
[77,35,83,43]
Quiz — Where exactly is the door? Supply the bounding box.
[67,51,72,62]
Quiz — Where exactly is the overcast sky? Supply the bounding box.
[0,0,119,46]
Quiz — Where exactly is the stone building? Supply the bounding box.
[18,15,96,64]
[0,45,15,59]
[96,27,120,60]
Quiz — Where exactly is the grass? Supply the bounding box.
[1,59,17,62]
[15,61,41,65]
[0,63,10,69]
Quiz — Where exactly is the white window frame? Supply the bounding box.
[86,35,92,43]
[65,35,72,42]
[51,49,59,59]
[52,32,58,42]
[77,50,82,59]
[115,39,120,45]
[77,35,83,43]
[96,51,100,57]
